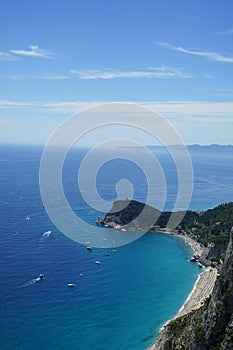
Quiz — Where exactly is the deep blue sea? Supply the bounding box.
[0,145,232,350]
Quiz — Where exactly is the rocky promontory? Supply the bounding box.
[96,200,233,349]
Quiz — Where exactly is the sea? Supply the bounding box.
[0,144,233,350]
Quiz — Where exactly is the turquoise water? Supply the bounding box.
[0,145,232,350]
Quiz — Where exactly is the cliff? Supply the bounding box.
[154,228,233,350]
[96,200,233,349]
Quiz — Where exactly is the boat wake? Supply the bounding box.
[39,230,52,245]
[19,277,42,288]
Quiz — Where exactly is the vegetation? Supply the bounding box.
[105,199,160,229]
[180,202,233,245]
[104,200,233,246]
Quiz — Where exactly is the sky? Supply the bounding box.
[0,0,233,146]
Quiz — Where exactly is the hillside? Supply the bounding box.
[99,199,160,230]
[97,200,233,349]
[97,200,233,248]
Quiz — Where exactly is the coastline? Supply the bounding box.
[146,232,217,350]
[160,230,204,257]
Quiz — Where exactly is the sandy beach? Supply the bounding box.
[162,232,217,318]
[146,233,217,350]
[175,267,217,317]
[181,233,204,257]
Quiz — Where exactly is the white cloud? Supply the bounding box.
[3,67,189,81]
[0,99,233,121]
[0,100,233,146]
[10,44,53,59]
[0,52,16,61]
[4,73,69,80]
[158,42,233,63]
[70,66,191,79]
[146,101,233,119]
[0,100,36,107]
[0,99,95,114]
[37,73,69,80]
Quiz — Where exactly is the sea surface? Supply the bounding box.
[0,144,233,350]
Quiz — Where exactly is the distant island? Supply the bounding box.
[97,200,233,350]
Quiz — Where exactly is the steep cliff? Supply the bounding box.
[97,200,233,349]
[154,228,233,350]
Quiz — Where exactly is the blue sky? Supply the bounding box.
[0,0,233,145]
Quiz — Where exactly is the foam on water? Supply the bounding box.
[19,276,43,288]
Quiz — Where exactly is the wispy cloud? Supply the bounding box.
[10,44,53,59]
[219,28,233,35]
[158,42,233,63]
[0,100,36,107]
[70,66,191,79]
[36,73,69,80]
[5,73,27,80]
[1,99,233,121]
[0,52,16,61]
[0,99,95,113]
[210,88,233,98]
[4,73,69,81]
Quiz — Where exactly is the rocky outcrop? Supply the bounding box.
[97,199,161,231]
[153,228,233,350]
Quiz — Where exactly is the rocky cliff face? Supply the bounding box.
[154,229,233,350]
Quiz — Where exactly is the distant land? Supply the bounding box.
[118,144,233,152]
[1,143,233,151]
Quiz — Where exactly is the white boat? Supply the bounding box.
[67,283,76,287]
[42,230,52,237]
[86,245,93,250]
[95,260,101,265]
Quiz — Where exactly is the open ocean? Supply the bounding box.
[0,145,233,350]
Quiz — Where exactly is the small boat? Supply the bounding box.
[198,263,203,268]
[95,260,101,265]
[42,230,52,237]
[105,252,110,256]
[80,273,84,277]
[39,274,44,280]
[86,246,93,251]
[67,283,76,287]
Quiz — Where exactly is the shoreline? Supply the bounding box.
[146,231,217,350]
[159,230,204,257]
